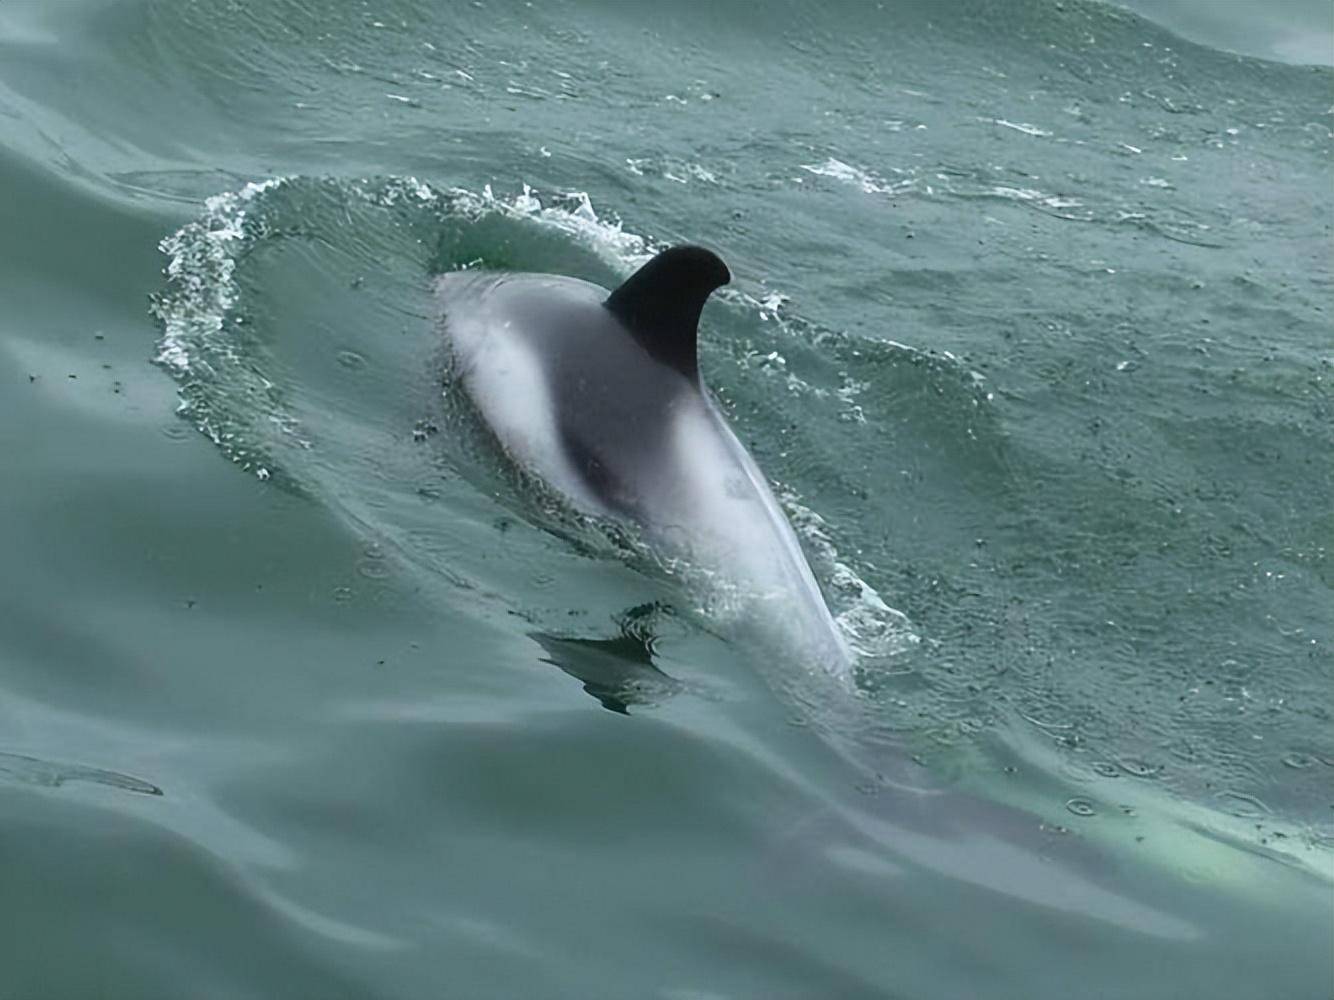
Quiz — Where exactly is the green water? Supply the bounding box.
[2,1,1332,997]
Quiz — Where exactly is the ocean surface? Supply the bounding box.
[2,1,1331,997]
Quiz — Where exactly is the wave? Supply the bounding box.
[151,174,930,681]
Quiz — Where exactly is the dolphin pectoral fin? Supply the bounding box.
[603,246,731,382]
[531,604,681,714]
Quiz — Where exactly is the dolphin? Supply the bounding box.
[434,246,852,679]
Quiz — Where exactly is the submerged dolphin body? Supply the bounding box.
[434,246,851,678]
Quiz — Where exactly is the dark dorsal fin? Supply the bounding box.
[603,246,730,382]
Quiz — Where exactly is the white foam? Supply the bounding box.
[798,154,1107,228]
[625,157,718,185]
[993,118,1053,137]
[154,177,288,375]
[799,157,913,196]
[450,182,657,272]
[986,185,1084,210]
[780,491,918,660]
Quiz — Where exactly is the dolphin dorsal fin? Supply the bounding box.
[604,246,731,382]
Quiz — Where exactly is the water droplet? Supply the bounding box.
[1066,798,1097,817]
[336,350,366,370]
[1117,759,1161,778]
[357,558,390,581]
[360,560,389,584]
